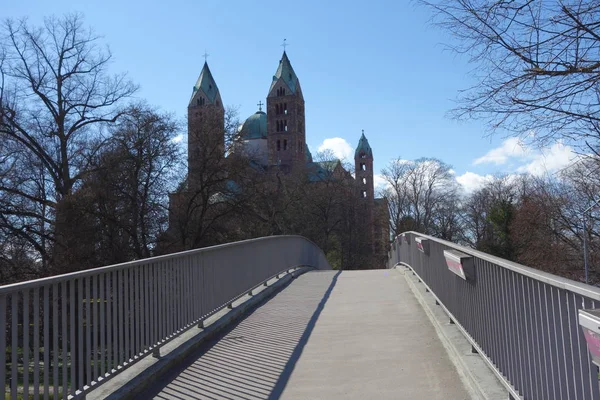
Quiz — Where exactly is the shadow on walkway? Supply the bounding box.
[138,270,340,400]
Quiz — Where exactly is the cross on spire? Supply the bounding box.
[281,39,288,51]
[203,50,210,62]
[362,129,365,135]
[257,101,263,111]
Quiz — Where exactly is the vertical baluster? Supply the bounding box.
[136,267,141,356]
[23,290,29,400]
[60,283,67,399]
[86,277,91,386]
[158,263,163,342]
[174,260,179,333]
[0,296,5,400]
[69,280,75,397]
[11,293,18,400]
[33,289,40,399]
[144,265,149,351]
[106,273,112,374]
[92,275,98,381]
[165,262,170,338]
[52,284,59,399]
[129,267,134,359]
[124,268,130,362]
[185,260,190,326]
[149,265,155,347]
[119,269,124,365]
[77,278,84,392]
[100,274,105,376]
[112,270,118,369]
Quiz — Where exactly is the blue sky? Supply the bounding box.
[5,1,576,192]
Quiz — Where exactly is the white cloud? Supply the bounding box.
[374,174,390,190]
[317,137,353,161]
[472,137,577,177]
[456,172,493,194]
[474,137,529,165]
[516,141,576,176]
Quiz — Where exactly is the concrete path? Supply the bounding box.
[139,270,471,400]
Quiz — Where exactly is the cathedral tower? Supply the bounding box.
[266,51,306,171]
[355,130,375,247]
[188,61,224,190]
[355,130,374,202]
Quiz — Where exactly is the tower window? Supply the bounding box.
[362,177,367,185]
[283,139,287,150]
[277,87,286,97]
[360,163,366,171]
[362,190,367,198]
[277,140,281,151]
[284,120,288,132]
[284,103,288,115]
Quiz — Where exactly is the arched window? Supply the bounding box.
[277,140,281,151]
[362,177,367,185]
[283,139,287,150]
[284,120,288,132]
[360,163,366,171]
[284,103,288,114]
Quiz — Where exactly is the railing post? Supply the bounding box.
[152,348,161,359]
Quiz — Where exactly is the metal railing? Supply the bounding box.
[1,235,330,399]
[389,231,600,400]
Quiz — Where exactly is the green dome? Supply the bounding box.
[240,111,267,140]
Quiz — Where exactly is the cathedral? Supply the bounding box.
[174,50,389,262]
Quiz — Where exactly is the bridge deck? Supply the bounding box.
[139,270,471,399]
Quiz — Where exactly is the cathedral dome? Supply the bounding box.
[240,111,267,140]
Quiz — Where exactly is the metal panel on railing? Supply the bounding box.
[391,231,600,400]
[0,235,330,399]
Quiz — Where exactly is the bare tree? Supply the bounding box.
[422,0,600,152]
[382,157,459,236]
[80,104,181,264]
[0,14,137,274]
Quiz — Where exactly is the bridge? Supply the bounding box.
[1,234,599,399]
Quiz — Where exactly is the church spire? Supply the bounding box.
[355,130,373,158]
[269,51,301,96]
[190,61,221,106]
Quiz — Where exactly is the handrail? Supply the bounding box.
[0,235,325,295]
[0,235,331,399]
[398,231,600,300]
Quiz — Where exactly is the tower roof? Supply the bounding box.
[190,62,220,105]
[355,131,373,158]
[269,51,299,94]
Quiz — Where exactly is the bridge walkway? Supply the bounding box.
[138,269,471,400]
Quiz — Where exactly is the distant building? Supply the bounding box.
[173,51,389,262]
